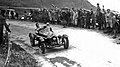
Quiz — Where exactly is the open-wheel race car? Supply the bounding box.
[29,30,69,54]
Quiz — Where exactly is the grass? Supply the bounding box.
[0,42,37,67]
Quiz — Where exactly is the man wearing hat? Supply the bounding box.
[96,3,103,30]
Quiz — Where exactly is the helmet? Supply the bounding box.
[46,22,50,26]
[107,9,110,12]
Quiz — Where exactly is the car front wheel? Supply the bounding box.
[63,37,69,49]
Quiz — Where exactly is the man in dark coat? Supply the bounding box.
[77,9,83,27]
[0,10,11,47]
[96,3,103,30]
[86,11,91,29]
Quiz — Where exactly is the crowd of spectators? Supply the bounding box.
[1,3,120,38]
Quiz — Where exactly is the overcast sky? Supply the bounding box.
[88,0,120,12]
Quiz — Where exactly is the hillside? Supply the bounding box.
[0,0,95,10]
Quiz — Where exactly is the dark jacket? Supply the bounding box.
[0,15,11,37]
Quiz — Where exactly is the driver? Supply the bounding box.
[35,22,54,38]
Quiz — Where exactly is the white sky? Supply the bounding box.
[88,0,120,12]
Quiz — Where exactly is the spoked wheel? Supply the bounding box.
[40,43,46,54]
[63,37,69,49]
[29,33,35,46]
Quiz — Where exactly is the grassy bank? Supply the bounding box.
[0,42,38,67]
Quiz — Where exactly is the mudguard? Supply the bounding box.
[29,33,35,39]
[62,34,68,38]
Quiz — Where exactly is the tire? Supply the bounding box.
[29,33,35,46]
[63,37,69,49]
[40,43,46,54]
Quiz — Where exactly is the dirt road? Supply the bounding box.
[8,20,120,67]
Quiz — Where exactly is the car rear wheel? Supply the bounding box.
[29,33,35,46]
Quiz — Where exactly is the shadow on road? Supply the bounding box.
[44,46,73,55]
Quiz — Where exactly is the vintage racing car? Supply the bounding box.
[29,28,69,54]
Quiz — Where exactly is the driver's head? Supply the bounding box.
[107,9,110,13]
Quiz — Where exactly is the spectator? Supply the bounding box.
[0,10,11,52]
